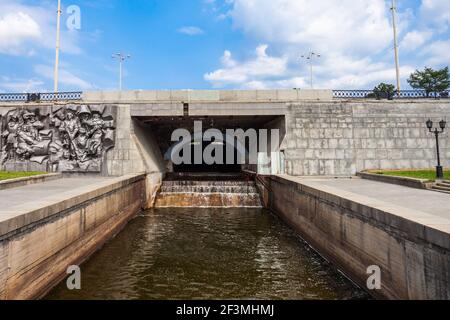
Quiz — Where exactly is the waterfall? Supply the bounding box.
[154,173,263,208]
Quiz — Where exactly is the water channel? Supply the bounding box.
[46,208,369,300]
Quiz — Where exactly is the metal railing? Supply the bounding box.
[0,91,82,103]
[333,89,450,99]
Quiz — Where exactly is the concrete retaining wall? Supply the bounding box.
[267,175,450,300]
[285,100,450,176]
[356,172,433,189]
[0,173,62,191]
[2,97,450,178]
[83,89,333,103]
[0,174,145,300]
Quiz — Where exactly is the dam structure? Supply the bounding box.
[0,89,449,300]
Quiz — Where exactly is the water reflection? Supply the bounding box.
[46,208,369,300]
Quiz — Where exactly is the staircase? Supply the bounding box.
[154,173,263,208]
[431,180,450,194]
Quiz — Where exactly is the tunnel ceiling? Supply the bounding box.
[139,115,281,132]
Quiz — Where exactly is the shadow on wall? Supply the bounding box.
[131,119,166,208]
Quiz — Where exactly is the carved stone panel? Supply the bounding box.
[1,105,116,173]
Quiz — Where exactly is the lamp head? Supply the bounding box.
[439,119,446,130]
[426,119,433,130]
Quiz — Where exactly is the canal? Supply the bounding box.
[46,208,369,300]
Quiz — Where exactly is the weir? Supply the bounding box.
[154,173,263,208]
[0,90,449,300]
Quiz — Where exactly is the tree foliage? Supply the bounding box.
[368,83,396,99]
[407,67,450,97]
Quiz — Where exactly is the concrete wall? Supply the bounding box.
[0,174,145,300]
[107,105,166,208]
[83,89,333,104]
[267,175,450,300]
[131,120,166,207]
[1,97,449,177]
[285,100,450,176]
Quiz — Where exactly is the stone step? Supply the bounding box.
[436,182,450,189]
[154,192,263,208]
[431,185,450,193]
[160,185,259,194]
[162,180,256,187]
[439,180,450,186]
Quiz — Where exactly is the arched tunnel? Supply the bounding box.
[132,115,286,175]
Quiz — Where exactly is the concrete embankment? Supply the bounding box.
[265,175,450,300]
[0,174,146,300]
[0,173,62,191]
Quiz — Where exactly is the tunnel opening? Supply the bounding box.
[172,140,241,173]
[135,115,286,175]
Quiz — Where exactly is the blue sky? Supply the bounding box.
[0,0,449,92]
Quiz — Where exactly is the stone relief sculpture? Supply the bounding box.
[0,105,115,172]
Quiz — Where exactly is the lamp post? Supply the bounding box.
[426,119,447,179]
[301,50,321,89]
[54,0,62,93]
[390,0,401,95]
[112,53,131,91]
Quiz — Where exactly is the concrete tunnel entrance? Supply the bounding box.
[133,115,286,175]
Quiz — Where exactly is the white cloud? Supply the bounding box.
[205,0,409,89]
[0,12,41,55]
[0,76,44,93]
[177,26,205,36]
[204,44,288,88]
[400,30,432,52]
[34,65,93,90]
[420,0,450,32]
[205,0,447,89]
[322,65,415,89]
[229,0,392,55]
[420,40,450,66]
[0,0,81,56]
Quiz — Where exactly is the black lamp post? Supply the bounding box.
[426,119,447,179]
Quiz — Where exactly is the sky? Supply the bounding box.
[0,0,449,92]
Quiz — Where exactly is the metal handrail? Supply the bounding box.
[0,92,82,102]
[333,89,450,99]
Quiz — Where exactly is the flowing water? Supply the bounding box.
[46,208,369,300]
[154,176,263,208]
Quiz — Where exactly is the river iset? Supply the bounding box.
[46,208,369,300]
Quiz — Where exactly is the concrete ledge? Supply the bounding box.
[0,173,62,191]
[0,174,146,238]
[0,173,146,299]
[268,175,450,300]
[82,89,333,103]
[357,172,433,190]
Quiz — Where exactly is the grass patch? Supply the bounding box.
[370,170,450,181]
[0,171,47,181]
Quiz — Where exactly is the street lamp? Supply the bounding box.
[54,0,62,93]
[301,50,321,89]
[390,0,401,95]
[112,53,131,91]
[426,119,447,179]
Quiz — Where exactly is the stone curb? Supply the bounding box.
[0,173,63,191]
[356,171,433,190]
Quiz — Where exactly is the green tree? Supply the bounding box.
[367,83,396,99]
[407,67,450,98]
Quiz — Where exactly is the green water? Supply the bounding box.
[46,208,369,300]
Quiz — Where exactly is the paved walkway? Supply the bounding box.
[0,177,114,214]
[280,176,450,222]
